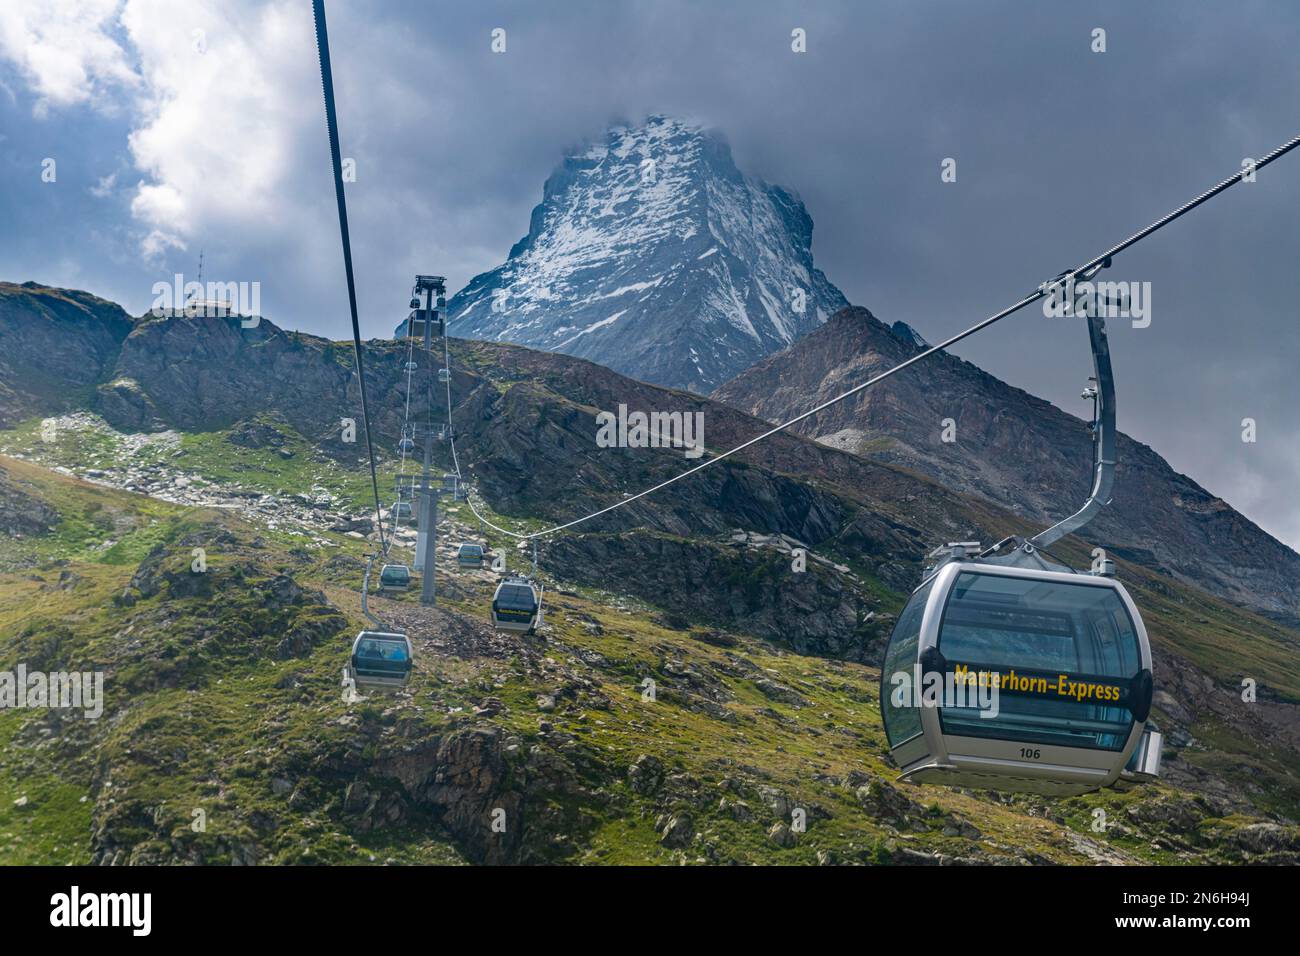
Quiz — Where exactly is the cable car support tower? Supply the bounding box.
[409,275,447,606]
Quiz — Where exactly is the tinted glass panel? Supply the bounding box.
[497,585,536,611]
[355,639,409,662]
[882,580,932,748]
[937,572,1140,751]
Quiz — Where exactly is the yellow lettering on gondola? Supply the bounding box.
[998,670,1048,694]
[953,664,1003,690]
[1055,674,1124,702]
[949,664,1124,703]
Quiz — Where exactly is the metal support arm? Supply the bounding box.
[360,553,387,629]
[1030,266,1118,548]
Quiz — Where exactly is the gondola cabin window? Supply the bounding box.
[882,579,933,747]
[936,572,1141,750]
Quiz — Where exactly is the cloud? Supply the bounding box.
[0,0,1297,550]
[89,171,116,197]
[2,0,323,263]
[119,0,322,261]
[0,0,138,115]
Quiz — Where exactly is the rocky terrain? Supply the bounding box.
[0,411,374,549]
[1,447,1297,866]
[1,283,1298,864]
[714,306,1300,622]
[445,116,848,392]
[0,283,134,428]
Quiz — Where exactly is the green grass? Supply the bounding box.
[0,415,125,473]
[1,433,1298,865]
[0,716,95,864]
[168,421,378,512]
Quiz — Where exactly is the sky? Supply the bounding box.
[1,0,1298,550]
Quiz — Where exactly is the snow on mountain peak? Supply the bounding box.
[444,116,848,392]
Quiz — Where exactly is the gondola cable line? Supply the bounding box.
[442,331,462,480]
[311,0,386,561]
[375,302,421,589]
[313,0,411,689]
[435,341,546,633]
[396,333,417,480]
[314,0,1298,717]
[441,131,1300,719]
[384,336,416,540]
[449,132,1300,544]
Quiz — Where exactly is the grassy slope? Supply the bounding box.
[0,413,380,515]
[1,445,1297,865]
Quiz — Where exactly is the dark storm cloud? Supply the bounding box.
[1,0,1297,547]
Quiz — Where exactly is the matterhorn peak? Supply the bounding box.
[445,116,847,392]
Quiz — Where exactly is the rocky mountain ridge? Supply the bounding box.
[444,116,848,392]
[2,284,1300,864]
[714,306,1300,621]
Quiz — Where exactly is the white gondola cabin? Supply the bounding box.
[881,546,1161,796]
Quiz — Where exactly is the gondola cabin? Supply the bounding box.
[348,630,412,691]
[491,577,541,634]
[378,563,411,591]
[880,544,1162,796]
[405,308,443,339]
[456,543,484,569]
